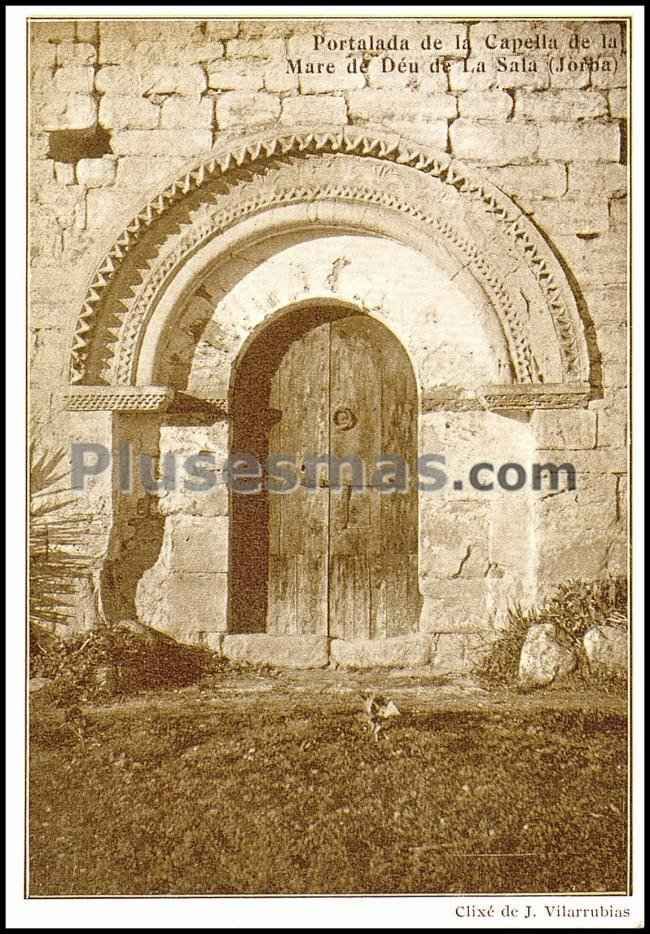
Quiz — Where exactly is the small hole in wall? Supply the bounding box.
[47,127,112,163]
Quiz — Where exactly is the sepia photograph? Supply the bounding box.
[7,4,643,926]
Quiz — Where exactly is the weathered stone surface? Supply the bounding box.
[111,129,213,156]
[459,90,513,119]
[430,633,469,674]
[281,94,347,125]
[216,91,281,128]
[583,624,627,672]
[161,96,214,129]
[227,38,285,60]
[207,61,265,91]
[34,93,97,130]
[115,155,187,190]
[450,120,538,163]
[331,637,430,670]
[518,623,577,687]
[99,96,160,130]
[608,88,628,119]
[76,156,117,188]
[53,65,95,93]
[516,90,607,121]
[95,65,143,95]
[538,122,621,161]
[222,634,329,669]
[486,163,566,199]
[348,89,457,122]
[56,41,97,66]
[141,65,207,96]
[568,162,627,197]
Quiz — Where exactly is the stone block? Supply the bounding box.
[165,572,228,637]
[518,623,577,687]
[583,624,627,672]
[34,93,97,131]
[141,65,207,96]
[53,161,75,186]
[538,122,621,161]
[486,163,567,199]
[430,633,469,674]
[449,119,538,164]
[281,94,346,125]
[99,96,160,130]
[227,38,285,59]
[216,91,281,128]
[95,65,143,95]
[516,90,607,121]
[207,61,265,91]
[111,129,213,156]
[330,636,430,669]
[115,155,187,190]
[222,634,329,669]
[56,41,97,66]
[568,162,627,197]
[347,89,457,122]
[531,198,610,236]
[53,65,95,93]
[459,90,513,119]
[161,96,214,129]
[419,581,490,630]
[76,156,117,188]
[169,516,229,572]
[608,88,628,119]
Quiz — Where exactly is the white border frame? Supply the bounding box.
[7,5,644,928]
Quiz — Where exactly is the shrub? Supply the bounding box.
[476,577,628,687]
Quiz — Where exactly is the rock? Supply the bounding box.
[583,624,627,672]
[330,636,430,670]
[222,634,328,669]
[518,623,577,687]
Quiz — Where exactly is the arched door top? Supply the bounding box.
[66,124,592,397]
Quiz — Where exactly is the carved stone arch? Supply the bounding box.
[66,125,592,403]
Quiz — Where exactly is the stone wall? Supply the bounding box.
[29,18,628,657]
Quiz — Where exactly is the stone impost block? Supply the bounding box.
[330,636,430,669]
[222,634,329,669]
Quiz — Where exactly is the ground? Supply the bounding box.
[29,669,628,897]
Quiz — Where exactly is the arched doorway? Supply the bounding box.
[230,304,420,639]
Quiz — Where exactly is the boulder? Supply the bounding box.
[518,623,577,688]
[583,624,627,672]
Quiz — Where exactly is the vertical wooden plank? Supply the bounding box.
[267,316,330,635]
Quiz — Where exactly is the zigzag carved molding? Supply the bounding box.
[69,125,587,386]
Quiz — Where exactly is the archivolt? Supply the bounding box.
[68,125,590,388]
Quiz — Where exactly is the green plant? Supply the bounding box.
[29,443,93,632]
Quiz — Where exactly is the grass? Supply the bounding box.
[29,682,627,896]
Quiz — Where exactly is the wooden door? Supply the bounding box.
[265,312,419,637]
